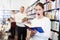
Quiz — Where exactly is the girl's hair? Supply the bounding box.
[36,2,45,16]
[36,2,44,9]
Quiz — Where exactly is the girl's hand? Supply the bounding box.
[30,30,37,37]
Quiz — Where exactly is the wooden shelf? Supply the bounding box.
[44,2,49,5]
[50,19,59,22]
[51,29,59,34]
[44,8,60,12]
[44,0,55,5]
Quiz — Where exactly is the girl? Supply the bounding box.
[26,2,51,40]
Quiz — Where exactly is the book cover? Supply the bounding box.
[30,27,44,33]
[52,33,58,40]
[51,1,56,9]
[55,10,59,20]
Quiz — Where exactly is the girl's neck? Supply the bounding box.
[38,15,44,19]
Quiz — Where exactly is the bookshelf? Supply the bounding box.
[26,0,60,40]
[0,10,11,24]
[44,0,60,40]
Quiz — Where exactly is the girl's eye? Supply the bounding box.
[35,9,41,11]
[39,9,41,11]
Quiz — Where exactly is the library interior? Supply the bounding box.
[0,0,60,40]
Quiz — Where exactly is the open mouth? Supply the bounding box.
[37,13,40,16]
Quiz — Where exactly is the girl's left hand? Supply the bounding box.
[30,30,37,37]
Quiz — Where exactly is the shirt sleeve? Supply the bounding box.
[35,19,51,38]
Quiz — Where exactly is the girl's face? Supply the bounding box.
[35,5,44,16]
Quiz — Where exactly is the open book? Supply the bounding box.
[29,27,44,33]
[25,23,44,33]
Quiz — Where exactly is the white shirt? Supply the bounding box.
[11,14,15,22]
[11,14,15,18]
[29,17,51,40]
[15,12,27,27]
